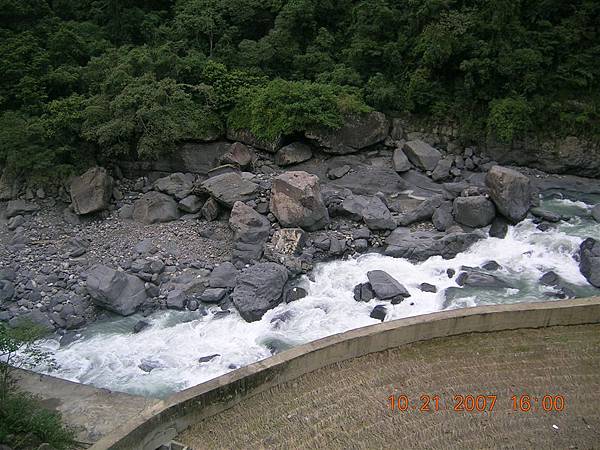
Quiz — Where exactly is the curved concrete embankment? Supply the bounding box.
[90,297,600,450]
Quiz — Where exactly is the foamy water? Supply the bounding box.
[34,195,600,397]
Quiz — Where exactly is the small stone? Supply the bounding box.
[198,354,220,363]
[370,305,387,321]
[419,283,437,293]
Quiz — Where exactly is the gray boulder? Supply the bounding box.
[201,197,220,221]
[306,111,389,154]
[270,171,329,231]
[201,172,258,208]
[133,192,179,224]
[531,207,561,223]
[166,289,187,310]
[370,305,388,321]
[340,195,396,230]
[402,140,442,171]
[431,157,453,181]
[86,265,147,316]
[591,204,600,223]
[385,229,481,261]
[579,238,600,288]
[452,196,496,228]
[178,195,203,213]
[153,173,194,200]
[209,262,239,288]
[485,166,532,222]
[219,142,255,168]
[367,270,410,302]
[275,142,313,166]
[230,201,270,264]
[489,217,509,238]
[353,282,375,302]
[70,167,113,215]
[232,262,289,322]
[392,148,412,172]
[329,165,407,195]
[199,288,228,303]
[432,202,455,231]
[6,200,39,218]
[396,196,444,226]
[227,128,283,153]
[456,268,513,289]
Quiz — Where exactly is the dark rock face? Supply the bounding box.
[367,270,410,301]
[227,128,283,153]
[489,217,509,238]
[132,192,179,224]
[340,195,396,231]
[86,264,147,316]
[6,200,39,218]
[485,166,533,222]
[402,140,442,171]
[70,167,113,215]
[306,112,389,154]
[385,229,481,261]
[201,172,259,208]
[370,305,388,321]
[229,201,270,264]
[209,262,239,288]
[275,142,313,166]
[153,172,194,200]
[452,196,496,228]
[579,238,600,287]
[270,171,329,231]
[353,282,375,302]
[232,262,289,322]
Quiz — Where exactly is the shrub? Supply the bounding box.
[228,79,371,141]
[487,96,533,143]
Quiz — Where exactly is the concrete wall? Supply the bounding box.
[90,298,600,450]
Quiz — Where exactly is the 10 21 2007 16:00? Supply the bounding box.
[387,394,566,412]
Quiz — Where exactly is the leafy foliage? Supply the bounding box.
[0,0,598,176]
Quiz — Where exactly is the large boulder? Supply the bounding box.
[229,201,271,264]
[579,238,600,288]
[153,173,194,200]
[485,166,532,222]
[226,128,283,153]
[209,262,239,288]
[6,200,39,218]
[86,265,147,315]
[70,167,113,215]
[201,172,258,208]
[132,192,179,224]
[366,270,410,301]
[392,147,412,172]
[452,196,496,228]
[402,140,442,171]
[385,228,481,261]
[305,112,389,154]
[275,142,313,166]
[329,165,407,196]
[456,268,513,289]
[340,195,396,230]
[232,262,289,322]
[219,142,255,168]
[270,171,329,231]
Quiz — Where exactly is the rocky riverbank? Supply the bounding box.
[2,115,600,338]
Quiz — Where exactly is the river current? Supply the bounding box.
[33,193,600,398]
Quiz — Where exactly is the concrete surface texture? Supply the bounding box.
[179,323,600,449]
[14,369,159,445]
[89,298,600,450]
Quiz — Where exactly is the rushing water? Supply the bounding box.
[33,194,600,398]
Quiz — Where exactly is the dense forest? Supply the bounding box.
[0,0,598,179]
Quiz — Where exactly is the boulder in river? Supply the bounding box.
[452,196,496,228]
[70,167,113,215]
[367,270,411,302]
[133,191,179,224]
[456,268,513,289]
[402,140,442,171]
[270,171,329,231]
[353,282,375,302]
[579,238,600,288]
[232,262,289,322]
[86,264,147,316]
[370,305,388,321]
[485,166,532,222]
[489,217,509,238]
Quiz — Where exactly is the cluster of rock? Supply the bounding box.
[2,110,600,333]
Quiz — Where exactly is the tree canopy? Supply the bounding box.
[1,0,598,176]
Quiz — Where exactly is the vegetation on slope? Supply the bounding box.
[0,0,598,177]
